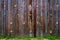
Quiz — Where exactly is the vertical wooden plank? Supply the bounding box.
[24,0,29,37]
[44,0,48,35]
[8,0,11,35]
[18,0,25,36]
[47,0,50,35]
[0,0,3,35]
[32,0,34,37]
[12,0,19,36]
[8,0,13,35]
[28,0,32,37]
[1,0,4,35]
[33,0,37,37]
[54,0,58,35]
[36,0,41,36]
[58,0,60,35]
[17,0,21,36]
[51,0,55,35]
[40,0,45,36]
[3,0,8,35]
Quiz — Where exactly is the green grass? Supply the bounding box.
[0,35,60,40]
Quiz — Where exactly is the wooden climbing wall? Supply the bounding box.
[0,0,60,37]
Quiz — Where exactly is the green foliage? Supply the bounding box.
[0,35,60,40]
[0,35,6,39]
[6,35,15,39]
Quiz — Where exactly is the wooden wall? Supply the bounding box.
[0,0,60,37]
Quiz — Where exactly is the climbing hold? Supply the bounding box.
[4,5,6,8]
[3,13,7,16]
[13,4,17,8]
